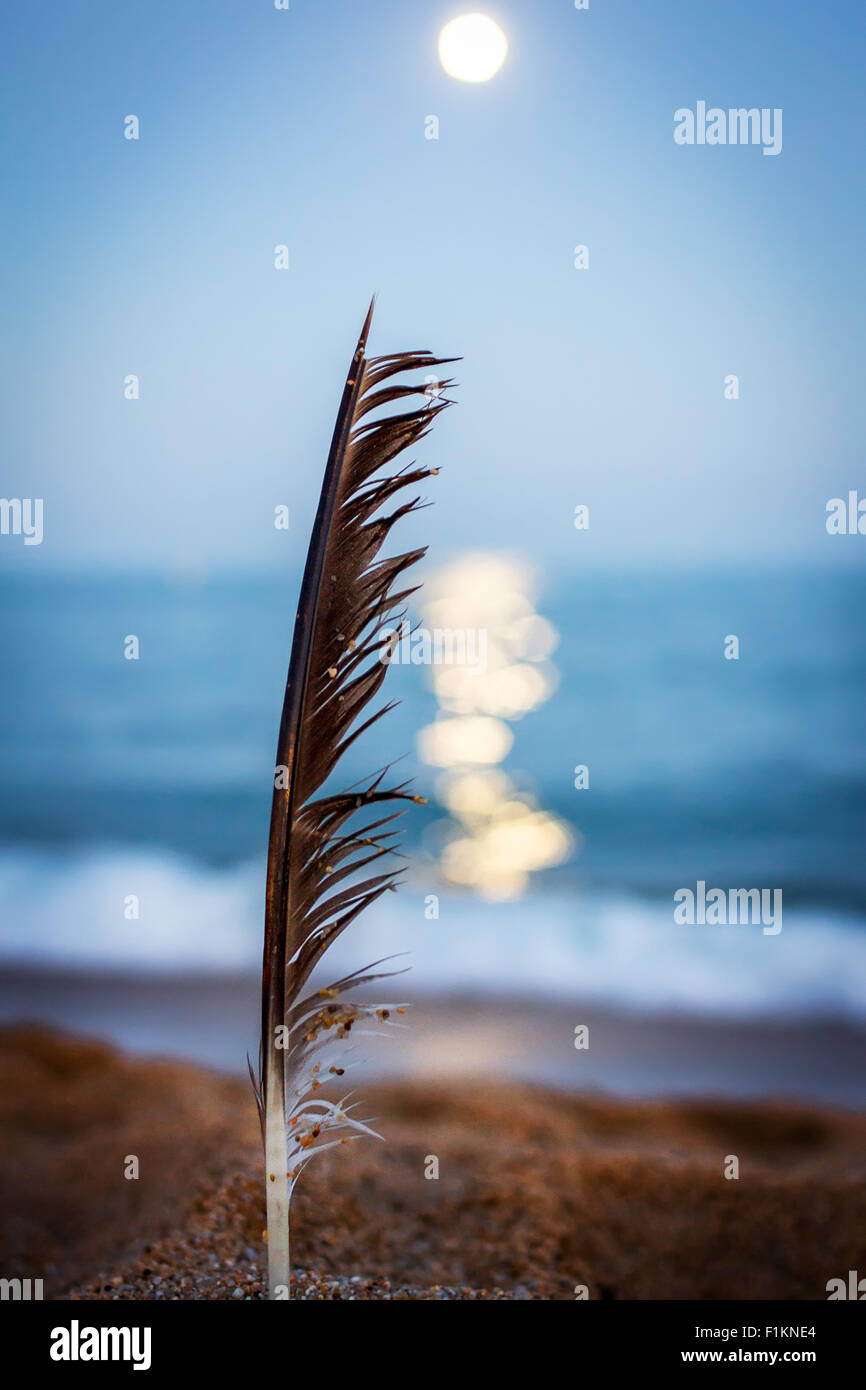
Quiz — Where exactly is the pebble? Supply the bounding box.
[70,1265,518,1301]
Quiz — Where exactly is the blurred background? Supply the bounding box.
[1,1,864,1103]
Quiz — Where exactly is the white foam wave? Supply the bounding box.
[1,848,865,1021]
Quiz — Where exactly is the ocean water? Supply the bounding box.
[1,567,865,1021]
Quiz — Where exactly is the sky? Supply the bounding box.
[1,0,863,575]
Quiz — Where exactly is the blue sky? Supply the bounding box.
[1,0,863,573]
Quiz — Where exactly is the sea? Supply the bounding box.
[1,565,865,1024]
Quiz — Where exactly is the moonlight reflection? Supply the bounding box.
[417,553,575,900]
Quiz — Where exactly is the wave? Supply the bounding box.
[2,847,866,1023]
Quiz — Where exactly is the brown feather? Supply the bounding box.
[257,301,456,1296]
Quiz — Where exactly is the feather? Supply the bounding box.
[257,301,456,1299]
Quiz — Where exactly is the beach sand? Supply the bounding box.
[1,1023,864,1300]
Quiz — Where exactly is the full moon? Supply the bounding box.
[438,14,508,83]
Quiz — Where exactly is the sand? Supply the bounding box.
[1,1023,864,1300]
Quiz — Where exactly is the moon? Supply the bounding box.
[438,14,508,84]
